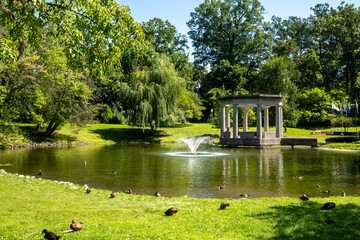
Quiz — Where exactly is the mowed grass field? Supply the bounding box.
[1,171,359,240]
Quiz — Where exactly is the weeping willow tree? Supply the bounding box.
[119,56,185,131]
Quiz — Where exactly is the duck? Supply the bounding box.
[321,190,330,194]
[325,217,336,224]
[321,202,336,210]
[341,191,346,197]
[220,202,230,210]
[110,191,116,198]
[86,188,91,194]
[37,170,42,176]
[218,185,226,189]
[239,194,250,198]
[165,207,178,216]
[125,189,133,194]
[294,176,303,180]
[70,219,83,231]
[154,191,161,197]
[42,229,61,240]
[299,194,309,201]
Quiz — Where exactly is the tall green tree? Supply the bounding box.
[187,0,269,69]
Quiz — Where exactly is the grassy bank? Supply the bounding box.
[1,123,360,150]
[0,170,359,239]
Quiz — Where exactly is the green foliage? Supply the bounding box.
[297,88,331,127]
[118,56,185,130]
[187,0,269,67]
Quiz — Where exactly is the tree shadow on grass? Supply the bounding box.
[251,201,360,240]
[89,128,166,143]
[19,125,77,143]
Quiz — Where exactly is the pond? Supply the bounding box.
[1,143,360,199]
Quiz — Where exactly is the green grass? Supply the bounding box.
[0,171,359,239]
[2,123,360,150]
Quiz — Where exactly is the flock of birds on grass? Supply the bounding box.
[38,168,343,239]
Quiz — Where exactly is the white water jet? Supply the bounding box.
[179,136,211,154]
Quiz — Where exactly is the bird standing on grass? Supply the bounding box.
[154,191,161,197]
[220,202,230,210]
[42,229,61,240]
[218,185,226,189]
[70,219,84,231]
[341,191,346,197]
[165,207,178,216]
[37,170,42,175]
[86,188,91,194]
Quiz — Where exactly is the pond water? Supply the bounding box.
[1,143,360,199]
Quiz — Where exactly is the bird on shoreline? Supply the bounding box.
[37,170,42,175]
[110,191,116,198]
[154,191,161,197]
[42,229,61,240]
[86,188,91,194]
[165,207,178,216]
[218,185,226,189]
[299,194,309,201]
[70,219,83,231]
[316,184,320,188]
[220,202,230,210]
[341,191,346,197]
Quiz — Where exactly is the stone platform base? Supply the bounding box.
[220,137,318,147]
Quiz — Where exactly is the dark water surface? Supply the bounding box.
[1,143,360,199]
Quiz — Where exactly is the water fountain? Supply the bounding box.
[165,136,228,157]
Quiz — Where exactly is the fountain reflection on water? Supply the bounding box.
[165,136,228,157]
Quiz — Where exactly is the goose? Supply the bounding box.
[37,170,42,175]
[218,185,226,189]
[341,191,346,197]
[239,194,250,198]
[154,191,161,197]
[165,207,178,216]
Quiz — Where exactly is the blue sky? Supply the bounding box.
[118,0,359,57]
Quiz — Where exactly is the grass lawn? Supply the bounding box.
[1,123,360,150]
[1,170,359,240]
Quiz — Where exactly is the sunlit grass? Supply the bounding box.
[0,171,359,239]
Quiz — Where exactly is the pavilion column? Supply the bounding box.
[279,105,283,137]
[276,104,283,138]
[233,105,238,138]
[243,107,248,132]
[256,104,262,139]
[225,105,231,133]
[220,105,225,138]
[264,107,269,133]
